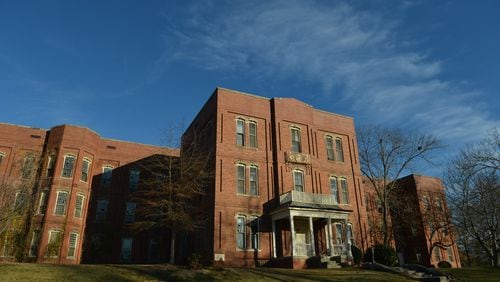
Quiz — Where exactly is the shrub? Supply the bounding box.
[437,261,452,268]
[351,245,362,265]
[188,253,203,270]
[362,244,398,266]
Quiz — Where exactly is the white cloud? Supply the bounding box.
[162,0,499,147]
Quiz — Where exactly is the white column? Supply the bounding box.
[309,217,315,256]
[271,219,277,258]
[327,218,333,256]
[290,216,295,257]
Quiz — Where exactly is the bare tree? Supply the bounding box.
[358,125,441,246]
[446,129,499,267]
[131,123,213,264]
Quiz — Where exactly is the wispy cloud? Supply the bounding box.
[161,0,499,147]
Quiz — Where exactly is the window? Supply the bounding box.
[335,223,343,244]
[249,122,257,148]
[0,152,5,166]
[249,166,258,196]
[62,155,76,178]
[447,248,454,262]
[416,253,422,263]
[101,166,113,188]
[340,178,349,204]
[422,195,430,209]
[236,164,245,194]
[250,217,260,250]
[129,169,140,191]
[14,191,25,212]
[121,238,133,262]
[95,200,108,222]
[46,155,55,177]
[335,137,344,162]
[436,196,443,211]
[74,194,85,218]
[67,232,78,258]
[81,158,91,182]
[291,127,301,152]
[434,248,441,262]
[54,191,69,215]
[124,202,136,223]
[47,230,62,257]
[236,119,245,146]
[330,177,339,203]
[293,170,304,192]
[236,216,246,249]
[347,224,354,245]
[21,155,35,179]
[37,191,48,215]
[29,230,40,257]
[326,136,335,160]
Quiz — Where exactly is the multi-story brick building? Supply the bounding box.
[363,174,461,268]
[0,123,177,264]
[0,87,460,268]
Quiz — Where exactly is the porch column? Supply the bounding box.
[344,219,353,258]
[271,219,277,258]
[290,215,295,256]
[309,217,315,256]
[326,218,332,256]
[327,218,333,256]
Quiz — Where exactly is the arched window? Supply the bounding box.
[249,165,258,195]
[325,136,334,160]
[62,154,76,178]
[80,158,92,182]
[330,176,339,203]
[335,137,344,162]
[340,178,349,204]
[236,119,245,146]
[249,121,257,148]
[236,164,246,194]
[101,165,114,188]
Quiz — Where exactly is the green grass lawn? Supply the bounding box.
[442,267,500,282]
[1,262,498,282]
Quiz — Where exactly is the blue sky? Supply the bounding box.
[1,0,499,175]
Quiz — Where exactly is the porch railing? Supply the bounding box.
[279,190,339,206]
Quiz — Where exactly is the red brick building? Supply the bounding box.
[0,123,177,264]
[362,175,461,268]
[0,87,460,268]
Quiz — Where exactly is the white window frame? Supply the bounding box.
[101,165,113,187]
[293,170,304,192]
[29,230,40,257]
[74,194,85,218]
[291,127,301,153]
[46,154,56,177]
[335,137,344,162]
[249,165,258,196]
[236,119,245,146]
[340,178,349,204]
[249,121,257,148]
[37,190,48,215]
[236,164,246,194]
[47,230,62,257]
[325,135,335,160]
[236,215,246,249]
[335,223,343,244]
[54,191,69,215]
[21,154,35,179]
[330,176,339,203]
[67,232,79,259]
[250,216,260,250]
[80,158,91,182]
[61,154,76,178]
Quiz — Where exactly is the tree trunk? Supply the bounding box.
[170,229,176,264]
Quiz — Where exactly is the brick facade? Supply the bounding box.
[0,87,460,269]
